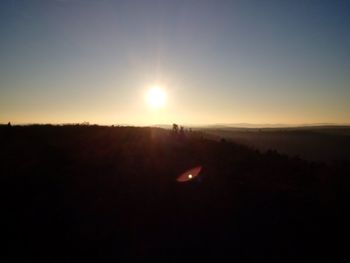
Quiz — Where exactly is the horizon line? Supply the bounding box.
[2,121,350,128]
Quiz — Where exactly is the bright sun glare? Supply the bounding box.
[146,87,166,109]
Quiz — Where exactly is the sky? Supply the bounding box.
[1,0,350,126]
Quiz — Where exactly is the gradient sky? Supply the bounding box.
[1,0,350,125]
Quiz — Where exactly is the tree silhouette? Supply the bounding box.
[172,123,179,135]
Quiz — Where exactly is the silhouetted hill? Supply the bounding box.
[198,126,350,162]
[1,125,349,262]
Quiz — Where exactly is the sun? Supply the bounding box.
[146,86,166,108]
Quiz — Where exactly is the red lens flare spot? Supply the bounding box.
[177,166,202,182]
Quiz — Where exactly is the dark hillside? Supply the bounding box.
[1,125,349,262]
[200,126,350,162]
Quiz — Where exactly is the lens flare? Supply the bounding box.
[177,166,202,182]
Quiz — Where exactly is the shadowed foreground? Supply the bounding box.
[1,125,349,262]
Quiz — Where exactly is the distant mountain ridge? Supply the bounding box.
[153,123,350,129]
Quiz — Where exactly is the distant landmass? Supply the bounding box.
[197,126,350,162]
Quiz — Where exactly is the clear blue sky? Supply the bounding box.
[1,0,349,125]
